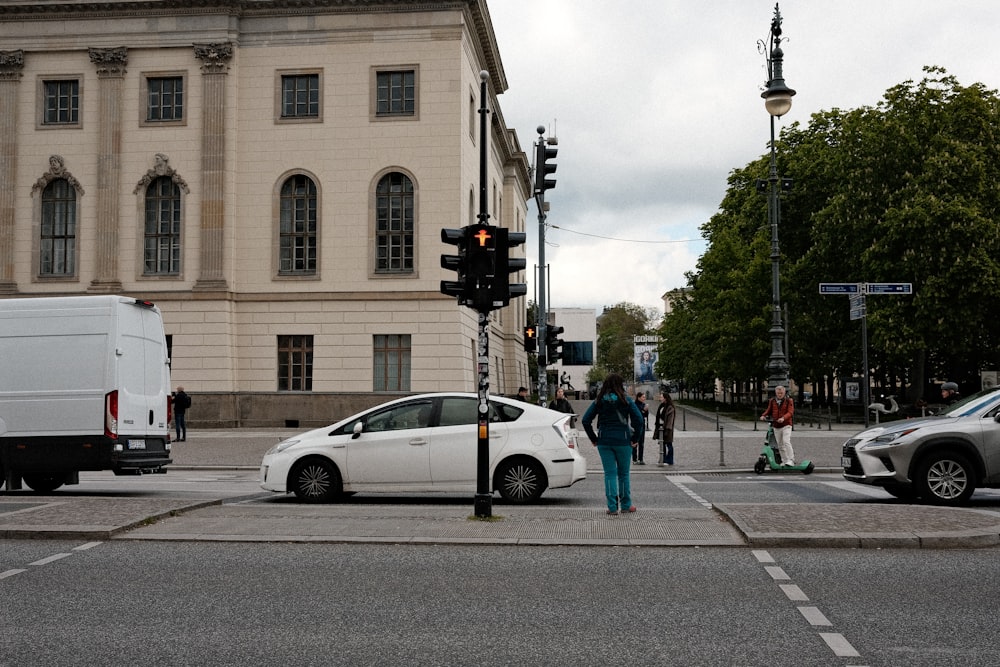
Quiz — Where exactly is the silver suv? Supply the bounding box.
[842,387,1000,505]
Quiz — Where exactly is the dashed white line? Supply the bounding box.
[764,565,790,580]
[29,553,72,566]
[779,583,808,601]
[1,569,27,580]
[74,542,103,551]
[666,477,713,508]
[798,606,832,626]
[752,549,774,563]
[819,632,861,657]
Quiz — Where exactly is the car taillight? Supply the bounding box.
[105,390,118,439]
[553,420,577,448]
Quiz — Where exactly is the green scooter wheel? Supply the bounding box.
[754,458,766,475]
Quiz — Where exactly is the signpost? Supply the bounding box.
[820,282,913,427]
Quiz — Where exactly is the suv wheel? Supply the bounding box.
[915,452,976,506]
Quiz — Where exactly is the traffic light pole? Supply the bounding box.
[474,71,492,518]
[533,126,555,406]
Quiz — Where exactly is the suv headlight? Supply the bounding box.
[860,427,920,449]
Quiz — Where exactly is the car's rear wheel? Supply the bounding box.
[495,458,545,503]
[916,451,976,506]
[289,458,342,503]
[22,473,64,493]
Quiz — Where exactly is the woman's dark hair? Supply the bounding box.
[596,373,628,406]
[660,390,674,408]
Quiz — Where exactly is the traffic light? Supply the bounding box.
[440,224,498,311]
[440,227,468,301]
[545,325,564,363]
[523,326,537,353]
[534,138,557,194]
[491,228,527,308]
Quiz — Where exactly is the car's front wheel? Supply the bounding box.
[289,458,342,503]
[495,458,546,503]
[915,451,976,506]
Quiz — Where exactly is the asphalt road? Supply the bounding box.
[4,539,1000,666]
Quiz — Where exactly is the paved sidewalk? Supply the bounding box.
[3,410,1000,548]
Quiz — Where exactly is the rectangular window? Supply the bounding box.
[42,80,79,125]
[278,335,314,391]
[373,334,411,392]
[40,179,77,276]
[376,70,415,116]
[280,73,320,119]
[561,341,594,366]
[146,76,184,122]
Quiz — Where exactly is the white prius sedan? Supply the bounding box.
[260,392,586,503]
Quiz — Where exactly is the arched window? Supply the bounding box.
[375,172,414,273]
[279,175,317,275]
[40,179,77,276]
[143,176,181,275]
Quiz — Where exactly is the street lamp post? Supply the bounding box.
[760,3,795,392]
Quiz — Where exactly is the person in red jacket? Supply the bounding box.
[760,385,795,466]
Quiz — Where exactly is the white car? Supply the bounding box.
[260,392,586,503]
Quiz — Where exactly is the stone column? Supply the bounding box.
[193,42,232,291]
[0,50,24,294]
[87,46,127,293]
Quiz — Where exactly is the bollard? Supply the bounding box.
[718,426,726,466]
[682,408,687,432]
[715,407,720,432]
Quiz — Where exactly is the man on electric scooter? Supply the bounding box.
[760,385,795,466]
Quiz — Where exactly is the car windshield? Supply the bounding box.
[940,387,1000,417]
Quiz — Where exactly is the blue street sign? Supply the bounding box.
[864,282,913,295]
[819,283,860,294]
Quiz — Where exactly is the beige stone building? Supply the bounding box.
[0,0,531,426]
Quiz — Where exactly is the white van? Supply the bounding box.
[0,295,172,492]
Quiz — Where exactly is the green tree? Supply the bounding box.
[593,302,657,381]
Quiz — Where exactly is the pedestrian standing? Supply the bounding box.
[173,386,192,442]
[582,373,644,515]
[760,385,795,466]
[653,389,676,466]
[632,391,649,465]
[516,386,529,402]
[548,387,574,414]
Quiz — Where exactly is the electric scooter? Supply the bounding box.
[753,418,815,474]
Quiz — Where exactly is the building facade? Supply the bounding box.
[0,0,530,426]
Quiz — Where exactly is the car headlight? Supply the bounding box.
[265,439,299,456]
[859,427,920,449]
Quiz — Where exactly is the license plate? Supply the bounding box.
[127,439,146,450]
[841,456,852,467]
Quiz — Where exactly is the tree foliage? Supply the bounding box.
[659,68,1000,403]
[590,302,658,382]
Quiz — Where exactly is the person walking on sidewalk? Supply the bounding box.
[653,388,676,466]
[173,386,192,442]
[632,391,649,465]
[582,373,644,515]
[760,385,795,466]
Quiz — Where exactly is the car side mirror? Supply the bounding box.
[352,421,363,439]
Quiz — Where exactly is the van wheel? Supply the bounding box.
[23,473,64,493]
[916,452,976,506]
[289,458,342,503]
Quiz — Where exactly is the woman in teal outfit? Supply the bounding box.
[581,373,644,515]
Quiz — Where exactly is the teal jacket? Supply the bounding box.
[582,393,644,447]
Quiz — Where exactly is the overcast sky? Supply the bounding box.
[486,0,1000,319]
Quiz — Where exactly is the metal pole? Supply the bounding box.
[474,71,492,518]
[534,126,548,407]
[718,426,726,466]
[862,309,870,429]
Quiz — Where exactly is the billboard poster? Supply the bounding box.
[633,335,659,384]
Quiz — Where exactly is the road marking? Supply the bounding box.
[764,565,789,580]
[29,553,72,566]
[667,477,713,509]
[752,549,774,563]
[1,569,27,580]
[798,606,832,626]
[819,632,861,657]
[74,542,102,551]
[780,584,808,601]
[822,481,893,498]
